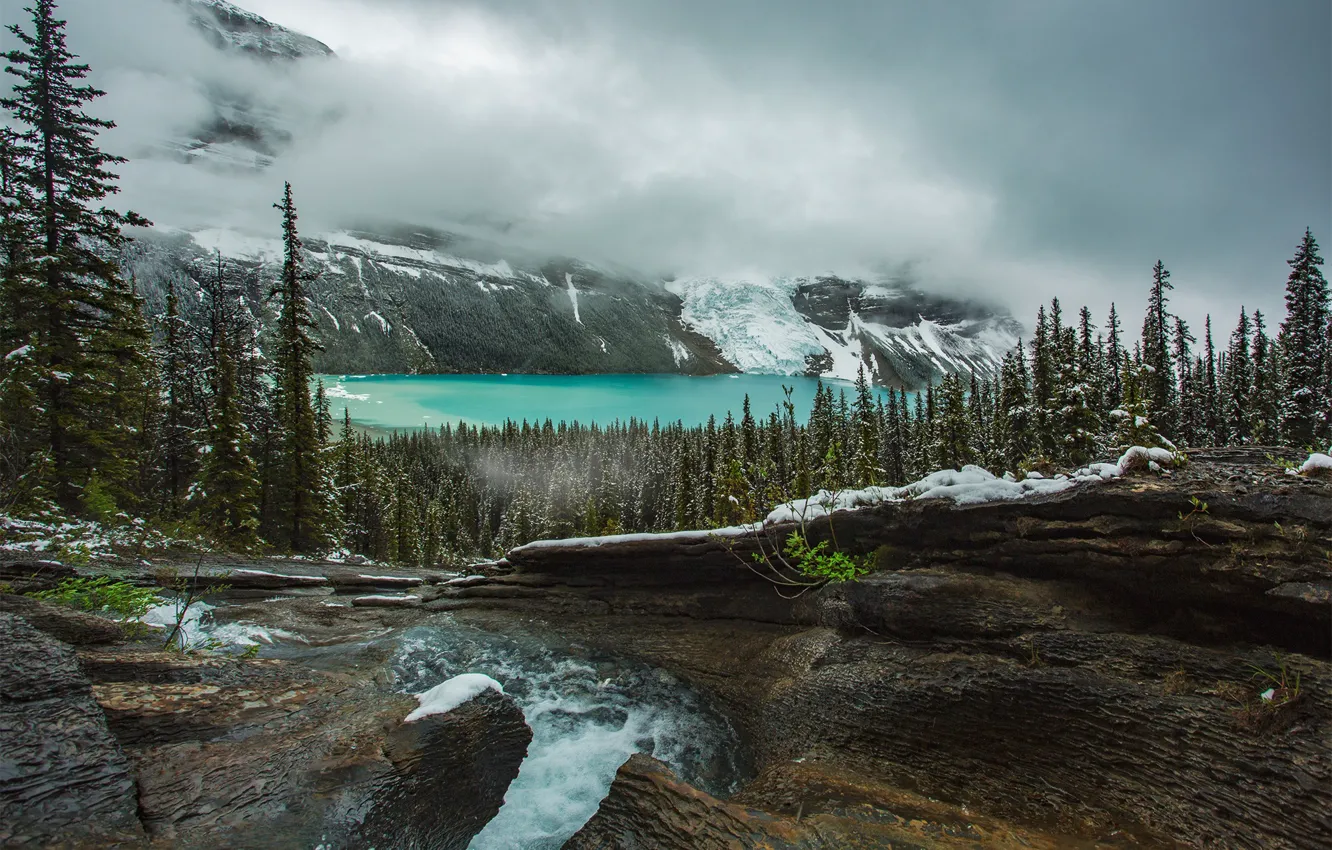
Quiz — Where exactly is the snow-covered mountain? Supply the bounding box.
[178,0,334,62]
[120,0,1021,387]
[669,274,1020,385]
[126,226,1019,387]
[150,0,335,171]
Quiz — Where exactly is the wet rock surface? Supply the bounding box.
[457,450,1332,849]
[563,754,1111,850]
[85,641,530,849]
[0,592,125,644]
[0,613,142,847]
[357,689,532,850]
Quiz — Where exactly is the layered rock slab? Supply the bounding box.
[89,646,532,848]
[458,451,1332,849]
[0,612,142,847]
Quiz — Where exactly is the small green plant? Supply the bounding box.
[0,582,12,595]
[773,531,870,583]
[1023,639,1046,668]
[1220,653,1306,734]
[29,576,158,636]
[51,541,93,567]
[1248,655,1302,706]
[240,643,261,659]
[1176,495,1213,546]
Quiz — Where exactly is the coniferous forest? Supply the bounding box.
[1,2,1329,567]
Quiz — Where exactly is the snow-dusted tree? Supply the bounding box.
[1140,261,1176,436]
[194,338,260,548]
[1249,311,1280,443]
[1277,228,1329,446]
[1105,302,1124,411]
[1,0,154,511]
[1221,308,1252,444]
[267,183,332,551]
[851,365,879,485]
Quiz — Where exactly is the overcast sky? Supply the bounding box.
[8,0,1331,330]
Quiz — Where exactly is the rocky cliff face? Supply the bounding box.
[179,0,336,62]
[438,448,1332,849]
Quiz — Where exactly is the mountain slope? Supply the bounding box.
[120,0,1021,388]
[669,274,1020,386]
[126,227,1018,387]
[179,0,335,61]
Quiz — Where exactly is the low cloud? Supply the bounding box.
[5,0,1329,328]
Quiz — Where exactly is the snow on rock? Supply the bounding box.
[231,569,328,585]
[1294,452,1332,476]
[350,594,422,607]
[404,673,505,723]
[765,465,1078,523]
[508,525,756,554]
[507,447,1185,556]
[765,447,1177,525]
[1117,446,1180,474]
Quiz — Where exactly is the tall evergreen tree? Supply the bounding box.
[194,338,259,548]
[268,183,330,551]
[1277,228,1329,446]
[933,372,973,470]
[1249,310,1279,443]
[1201,316,1220,445]
[851,364,879,484]
[1105,302,1123,411]
[1,0,153,510]
[1140,261,1176,433]
[1222,308,1252,444]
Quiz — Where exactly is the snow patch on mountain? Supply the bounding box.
[566,274,583,325]
[669,276,829,375]
[666,336,691,366]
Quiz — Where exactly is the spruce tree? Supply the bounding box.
[2,0,153,511]
[1222,308,1252,444]
[933,372,973,470]
[1201,316,1220,445]
[194,338,259,548]
[1105,303,1123,411]
[1277,228,1329,446]
[1140,261,1176,436]
[158,279,203,515]
[268,183,329,551]
[852,364,879,484]
[1250,310,1279,443]
[995,347,1032,471]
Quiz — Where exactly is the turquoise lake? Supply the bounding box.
[321,373,904,430]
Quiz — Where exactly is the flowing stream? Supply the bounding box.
[391,622,752,849]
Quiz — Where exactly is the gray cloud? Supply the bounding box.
[5,0,1329,330]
